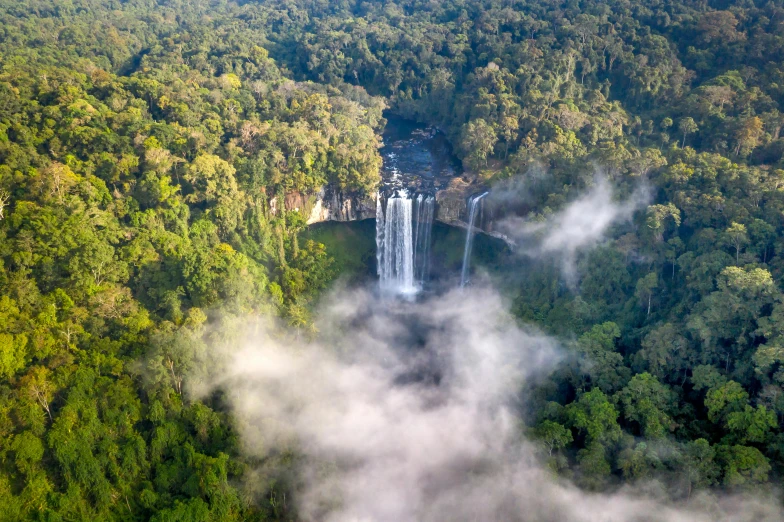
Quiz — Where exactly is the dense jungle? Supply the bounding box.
[2,0,784,520]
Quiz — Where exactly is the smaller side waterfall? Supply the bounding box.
[460,192,489,287]
[413,195,435,285]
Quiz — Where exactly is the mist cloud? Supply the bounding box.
[496,177,648,280]
[191,286,781,522]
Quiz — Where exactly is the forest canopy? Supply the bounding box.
[1,0,784,519]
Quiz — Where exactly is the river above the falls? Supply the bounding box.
[379,115,462,195]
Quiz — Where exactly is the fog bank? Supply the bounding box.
[191,286,782,521]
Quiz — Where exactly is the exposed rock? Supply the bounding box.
[315,186,376,222]
[434,176,473,224]
[282,191,311,215]
[284,177,507,240]
[433,176,512,244]
[270,186,376,224]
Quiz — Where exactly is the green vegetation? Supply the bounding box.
[2,0,784,518]
[300,220,377,283]
[0,1,383,519]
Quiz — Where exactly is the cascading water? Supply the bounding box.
[413,195,435,285]
[376,191,435,295]
[460,192,489,287]
[378,192,417,295]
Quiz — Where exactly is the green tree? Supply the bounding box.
[724,222,749,263]
[726,405,777,444]
[0,332,27,380]
[460,119,497,169]
[615,373,676,439]
[644,203,681,243]
[733,117,764,157]
[705,380,749,424]
[682,439,719,499]
[718,445,771,487]
[678,117,698,147]
[638,323,691,383]
[574,322,630,394]
[534,420,573,456]
[566,388,622,445]
[635,273,659,318]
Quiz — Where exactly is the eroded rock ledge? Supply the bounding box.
[272,181,473,226]
[274,179,512,245]
[269,186,375,223]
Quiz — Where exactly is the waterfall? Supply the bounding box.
[460,192,489,287]
[413,195,435,285]
[378,193,417,295]
[377,191,434,295]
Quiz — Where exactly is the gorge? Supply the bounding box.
[301,116,508,291]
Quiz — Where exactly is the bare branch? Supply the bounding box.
[0,190,9,220]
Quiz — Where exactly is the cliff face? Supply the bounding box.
[279,179,513,242]
[284,183,513,243]
[271,186,377,224]
[280,182,487,225]
[434,177,473,224]
[307,187,377,223]
[282,185,472,226]
[433,179,512,243]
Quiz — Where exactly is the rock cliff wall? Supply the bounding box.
[277,181,513,244]
[278,182,512,244]
[280,184,472,226]
[270,186,377,224]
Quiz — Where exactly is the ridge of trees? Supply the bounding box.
[2,0,784,518]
